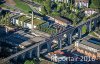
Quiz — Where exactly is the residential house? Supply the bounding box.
[84,8,98,16]
[75,40,100,60]
[48,16,71,26]
[54,16,72,26]
[51,0,69,3]
[75,0,89,8]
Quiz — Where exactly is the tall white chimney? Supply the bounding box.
[31,11,34,31]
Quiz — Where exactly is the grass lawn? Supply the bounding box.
[14,0,32,13]
[28,18,45,26]
[33,19,44,25]
[82,26,87,34]
[25,18,45,26]
[19,16,29,21]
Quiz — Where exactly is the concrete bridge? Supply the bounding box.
[0,14,100,64]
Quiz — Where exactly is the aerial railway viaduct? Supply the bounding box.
[0,14,100,63]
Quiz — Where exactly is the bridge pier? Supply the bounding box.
[78,27,82,38]
[12,56,18,62]
[58,37,62,49]
[86,21,92,32]
[28,50,33,59]
[57,34,64,49]
[67,33,72,45]
[91,20,96,30]
[93,19,98,30]
[20,53,26,60]
[47,42,52,52]
[97,17,100,29]
[36,45,40,58]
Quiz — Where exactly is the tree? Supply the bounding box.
[69,0,74,10]
[56,3,65,12]
[5,13,12,26]
[69,13,78,26]
[41,6,47,16]
[60,10,67,17]
[24,60,35,64]
[0,13,12,26]
[44,0,51,14]
[18,17,22,27]
[57,4,61,12]
[51,2,57,10]
[82,16,87,21]
[51,11,60,16]
[61,3,66,11]
[66,6,71,14]
[90,0,100,9]
[0,16,5,25]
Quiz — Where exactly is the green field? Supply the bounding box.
[14,0,32,13]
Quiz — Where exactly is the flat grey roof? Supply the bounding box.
[6,30,46,47]
[80,40,100,50]
[11,15,21,19]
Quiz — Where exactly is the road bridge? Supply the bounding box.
[0,14,100,64]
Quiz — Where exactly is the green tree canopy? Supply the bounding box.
[24,60,35,64]
[90,0,100,9]
[43,0,51,14]
[41,6,47,16]
[69,13,78,26]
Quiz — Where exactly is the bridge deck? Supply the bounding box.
[5,30,47,47]
[0,14,100,64]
